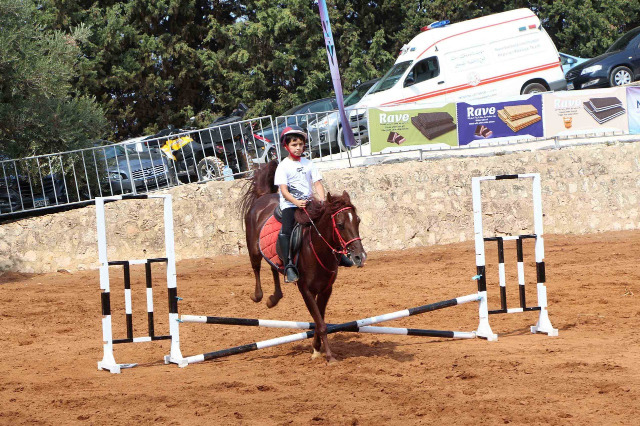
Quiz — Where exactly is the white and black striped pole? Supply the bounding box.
[97,194,186,374]
[472,174,557,336]
[530,174,558,335]
[179,315,477,339]
[182,293,482,364]
[471,177,498,341]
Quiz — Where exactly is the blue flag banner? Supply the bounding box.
[318,0,357,148]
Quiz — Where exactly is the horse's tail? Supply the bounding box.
[240,159,279,219]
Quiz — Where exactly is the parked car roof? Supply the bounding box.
[282,98,338,116]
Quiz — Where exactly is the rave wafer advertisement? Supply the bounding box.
[369,103,458,153]
[627,87,640,134]
[456,95,544,146]
[543,87,629,137]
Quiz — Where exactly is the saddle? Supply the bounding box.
[258,205,303,272]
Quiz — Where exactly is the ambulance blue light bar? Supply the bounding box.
[421,20,450,32]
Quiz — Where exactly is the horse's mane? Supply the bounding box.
[294,191,355,225]
[239,159,278,219]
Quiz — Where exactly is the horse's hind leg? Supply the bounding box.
[249,252,263,303]
[311,287,333,360]
[266,267,283,308]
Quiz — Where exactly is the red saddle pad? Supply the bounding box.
[259,215,284,271]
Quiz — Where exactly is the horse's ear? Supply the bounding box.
[326,192,333,203]
[341,190,350,204]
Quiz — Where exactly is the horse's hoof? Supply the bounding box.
[250,292,263,303]
[326,356,338,364]
[266,293,282,308]
[311,349,323,359]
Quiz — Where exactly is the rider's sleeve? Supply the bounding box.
[274,164,288,186]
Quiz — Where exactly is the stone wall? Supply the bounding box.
[1,141,639,273]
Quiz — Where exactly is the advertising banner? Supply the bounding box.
[627,87,640,134]
[543,87,629,137]
[369,103,458,153]
[456,95,544,146]
[317,0,356,148]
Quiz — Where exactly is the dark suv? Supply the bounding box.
[143,104,255,181]
[566,27,640,90]
[0,162,67,213]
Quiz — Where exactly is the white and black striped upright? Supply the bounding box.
[97,194,186,374]
[182,294,481,364]
[179,315,477,339]
[471,174,557,336]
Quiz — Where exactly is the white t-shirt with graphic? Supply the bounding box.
[273,157,323,209]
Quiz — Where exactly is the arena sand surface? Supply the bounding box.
[1,230,639,425]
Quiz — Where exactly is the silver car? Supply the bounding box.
[307,78,379,153]
[95,143,174,195]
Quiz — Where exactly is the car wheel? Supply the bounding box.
[337,126,361,151]
[197,156,224,181]
[521,82,548,94]
[609,66,632,86]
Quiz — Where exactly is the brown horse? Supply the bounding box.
[240,160,366,361]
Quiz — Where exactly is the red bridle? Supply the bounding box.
[330,207,362,253]
[303,206,362,275]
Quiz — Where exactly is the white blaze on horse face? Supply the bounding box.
[347,212,353,222]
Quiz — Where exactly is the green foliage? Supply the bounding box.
[5,0,640,149]
[0,0,107,158]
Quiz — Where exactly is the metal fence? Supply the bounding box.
[270,107,369,162]
[0,115,276,217]
[4,104,632,219]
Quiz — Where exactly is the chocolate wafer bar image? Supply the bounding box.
[474,124,493,138]
[583,101,626,124]
[411,112,456,140]
[386,131,406,145]
[502,104,538,120]
[498,109,541,132]
[587,97,623,112]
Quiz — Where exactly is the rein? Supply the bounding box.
[302,206,362,275]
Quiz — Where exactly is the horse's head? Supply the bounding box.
[326,191,367,267]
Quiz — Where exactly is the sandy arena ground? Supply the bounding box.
[1,230,639,425]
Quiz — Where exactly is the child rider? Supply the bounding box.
[274,125,325,282]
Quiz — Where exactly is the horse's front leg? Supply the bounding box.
[266,267,283,308]
[311,286,333,358]
[298,283,336,363]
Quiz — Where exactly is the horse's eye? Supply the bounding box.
[357,217,361,224]
[337,223,345,230]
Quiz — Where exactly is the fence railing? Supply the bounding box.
[0,115,276,217]
[3,95,638,218]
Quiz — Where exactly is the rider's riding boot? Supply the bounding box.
[339,253,354,267]
[278,233,299,282]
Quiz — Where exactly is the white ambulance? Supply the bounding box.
[349,8,566,142]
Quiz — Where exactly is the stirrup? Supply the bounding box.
[285,264,299,283]
[339,253,354,267]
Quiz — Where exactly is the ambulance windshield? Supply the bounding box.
[370,61,412,94]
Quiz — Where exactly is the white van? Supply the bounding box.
[349,9,565,140]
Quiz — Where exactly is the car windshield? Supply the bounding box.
[101,144,138,159]
[370,61,412,94]
[282,103,308,116]
[344,80,378,106]
[606,27,640,53]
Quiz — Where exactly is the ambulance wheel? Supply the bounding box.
[609,66,632,86]
[521,82,547,94]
